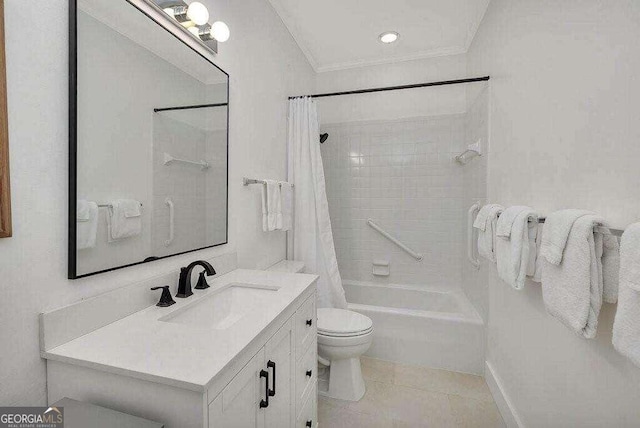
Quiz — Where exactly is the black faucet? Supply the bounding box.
[176,260,217,298]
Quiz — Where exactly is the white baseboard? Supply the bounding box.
[484,361,524,428]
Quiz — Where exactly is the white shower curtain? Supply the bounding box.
[287,97,348,309]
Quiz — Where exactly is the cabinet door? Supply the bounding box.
[264,319,294,428]
[209,349,266,428]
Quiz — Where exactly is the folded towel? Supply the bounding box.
[496,206,531,238]
[261,180,282,232]
[473,204,504,231]
[540,209,594,265]
[602,233,620,303]
[280,182,293,232]
[613,223,640,367]
[474,204,504,262]
[496,206,538,290]
[107,199,142,241]
[77,200,98,250]
[77,199,92,222]
[541,215,605,339]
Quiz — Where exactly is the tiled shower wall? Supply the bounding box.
[321,115,468,287]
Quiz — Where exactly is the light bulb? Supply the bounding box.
[188,26,201,37]
[211,21,230,42]
[163,7,175,18]
[187,2,209,26]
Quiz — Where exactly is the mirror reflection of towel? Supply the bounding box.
[107,199,142,241]
[77,200,98,250]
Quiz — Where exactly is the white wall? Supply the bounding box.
[316,55,468,124]
[467,0,640,425]
[0,0,314,405]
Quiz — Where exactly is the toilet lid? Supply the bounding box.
[317,308,373,336]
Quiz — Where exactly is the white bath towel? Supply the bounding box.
[261,180,281,232]
[541,215,605,339]
[602,233,620,303]
[613,223,640,367]
[107,199,142,241]
[496,206,538,290]
[540,209,595,265]
[473,204,504,262]
[280,182,293,231]
[76,200,98,250]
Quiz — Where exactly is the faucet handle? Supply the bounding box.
[194,270,210,290]
[150,286,176,307]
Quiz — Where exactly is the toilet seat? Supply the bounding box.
[317,308,373,337]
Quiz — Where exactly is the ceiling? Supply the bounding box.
[267,0,491,72]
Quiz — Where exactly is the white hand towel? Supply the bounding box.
[107,199,142,241]
[541,215,605,339]
[280,182,293,232]
[473,204,504,231]
[613,223,640,367]
[602,233,620,303]
[474,204,504,262]
[496,206,538,290]
[77,200,98,250]
[261,184,268,232]
[264,180,281,231]
[77,199,91,222]
[495,205,531,238]
[540,209,594,265]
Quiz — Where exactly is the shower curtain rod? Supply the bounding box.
[153,102,228,113]
[288,76,490,100]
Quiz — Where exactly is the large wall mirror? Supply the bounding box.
[69,0,229,278]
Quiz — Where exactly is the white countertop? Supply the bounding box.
[43,269,317,392]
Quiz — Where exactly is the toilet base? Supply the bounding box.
[318,357,366,401]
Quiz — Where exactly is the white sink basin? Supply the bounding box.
[160,283,278,329]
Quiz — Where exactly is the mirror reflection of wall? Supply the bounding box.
[72,0,229,278]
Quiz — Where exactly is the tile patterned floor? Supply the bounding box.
[318,357,505,428]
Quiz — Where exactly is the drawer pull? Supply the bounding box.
[306,420,312,427]
[267,360,276,397]
[306,319,313,326]
[259,369,269,408]
[306,369,312,377]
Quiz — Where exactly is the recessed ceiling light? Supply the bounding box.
[379,31,399,44]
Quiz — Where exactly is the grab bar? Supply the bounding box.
[163,152,210,170]
[165,198,174,247]
[467,203,481,269]
[366,219,423,261]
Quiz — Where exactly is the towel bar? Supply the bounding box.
[243,177,294,187]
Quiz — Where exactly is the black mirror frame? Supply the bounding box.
[68,0,230,279]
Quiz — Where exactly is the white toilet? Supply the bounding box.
[317,308,373,401]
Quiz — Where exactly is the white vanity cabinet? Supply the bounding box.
[44,277,318,428]
[209,294,317,428]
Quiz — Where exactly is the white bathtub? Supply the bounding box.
[343,280,485,374]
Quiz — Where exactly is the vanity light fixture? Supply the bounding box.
[156,0,229,47]
[379,31,399,44]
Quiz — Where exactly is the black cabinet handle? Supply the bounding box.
[306,420,312,427]
[267,360,276,397]
[306,369,312,377]
[306,319,313,326]
[259,369,269,408]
